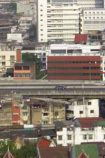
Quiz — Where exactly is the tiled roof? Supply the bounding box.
[78,117,104,128]
[78,152,88,158]
[39,146,70,158]
[3,148,15,158]
[37,137,51,148]
[93,120,105,127]
[75,144,99,158]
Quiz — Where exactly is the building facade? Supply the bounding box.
[28,98,65,126]
[0,101,12,126]
[14,62,36,80]
[81,9,105,34]
[101,55,105,81]
[47,55,102,80]
[57,118,105,146]
[37,0,105,43]
[12,100,21,125]
[37,0,80,43]
[66,99,99,119]
[77,0,104,8]
[0,49,21,73]
[49,44,101,54]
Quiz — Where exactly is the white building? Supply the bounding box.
[49,44,101,55]
[0,49,21,72]
[7,33,23,43]
[81,9,105,34]
[37,0,80,43]
[0,51,16,71]
[57,118,105,146]
[77,0,104,8]
[66,99,99,119]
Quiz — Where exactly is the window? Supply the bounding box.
[55,111,58,116]
[43,121,48,124]
[43,113,48,116]
[88,134,93,139]
[23,66,29,70]
[88,102,91,105]
[2,56,5,60]
[69,110,74,114]
[23,112,27,116]
[83,134,87,140]
[79,111,83,114]
[90,110,94,113]
[10,61,14,66]
[15,66,22,70]
[58,135,62,140]
[25,74,30,77]
[67,135,72,140]
[2,62,5,66]
[10,55,15,61]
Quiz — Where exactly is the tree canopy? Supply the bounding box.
[0,140,37,158]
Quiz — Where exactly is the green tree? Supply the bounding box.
[14,143,37,158]
[0,140,37,158]
[22,53,42,79]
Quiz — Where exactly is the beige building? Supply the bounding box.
[0,101,12,126]
[20,103,30,125]
[30,99,65,126]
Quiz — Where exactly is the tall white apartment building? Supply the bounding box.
[37,0,80,43]
[81,9,105,34]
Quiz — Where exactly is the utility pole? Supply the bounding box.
[71,124,76,158]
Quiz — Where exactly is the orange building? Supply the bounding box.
[14,62,36,80]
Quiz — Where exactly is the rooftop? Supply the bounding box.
[39,146,70,158]
[78,117,104,128]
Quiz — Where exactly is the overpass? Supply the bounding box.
[0,79,105,98]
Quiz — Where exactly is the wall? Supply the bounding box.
[47,56,102,80]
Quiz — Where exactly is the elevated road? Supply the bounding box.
[0,80,105,98]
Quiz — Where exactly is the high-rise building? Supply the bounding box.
[81,8,105,34]
[37,0,80,43]
[37,0,105,43]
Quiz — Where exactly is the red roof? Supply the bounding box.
[78,152,88,158]
[39,146,70,158]
[78,117,104,128]
[37,137,51,148]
